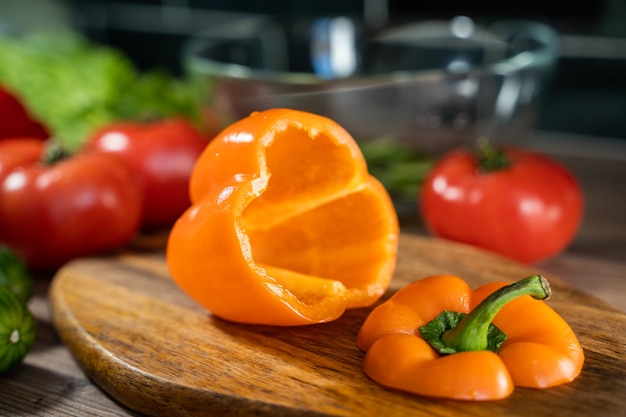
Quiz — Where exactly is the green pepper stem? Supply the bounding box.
[441,275,551,352]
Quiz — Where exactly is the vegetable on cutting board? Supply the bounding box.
[420,140,584,263]
[0,138,143,271]
[357,274,584,401]
[166,108,399,326]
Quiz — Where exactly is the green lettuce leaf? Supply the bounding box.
[0,29,202,150]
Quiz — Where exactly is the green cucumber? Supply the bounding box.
[0,287,37,373]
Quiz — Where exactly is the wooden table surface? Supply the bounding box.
[1,131,625,416]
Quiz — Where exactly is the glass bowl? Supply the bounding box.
[183,15,558,203]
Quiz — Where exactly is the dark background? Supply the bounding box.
[2,0,626,141]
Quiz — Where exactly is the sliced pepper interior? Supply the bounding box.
[167,108,399,325]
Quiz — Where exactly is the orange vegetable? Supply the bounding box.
[357,275,584,401]
[166,108,399,326]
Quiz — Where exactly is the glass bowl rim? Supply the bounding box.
[182,17,559,86]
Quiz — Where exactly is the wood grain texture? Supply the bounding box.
[49,234,626,417]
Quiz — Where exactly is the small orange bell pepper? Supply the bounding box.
[166,108,399,326]
[357,274,584,401]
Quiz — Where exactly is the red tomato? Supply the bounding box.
[420,147,584,263]
[0,86,48,140]
[0,139,143,271]
[87,118,209,230]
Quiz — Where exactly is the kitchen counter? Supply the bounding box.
[1,131,625,416]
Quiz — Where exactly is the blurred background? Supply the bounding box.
[2,0,625,142]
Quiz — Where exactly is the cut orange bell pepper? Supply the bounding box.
[166,108,399,326]
[357,274,584,401]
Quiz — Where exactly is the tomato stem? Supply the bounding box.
[41,142,72,166]
[475,137,510,172]
[441,275,551,352]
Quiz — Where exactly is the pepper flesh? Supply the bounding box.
[357,275,584,400]
[166,109,399,326]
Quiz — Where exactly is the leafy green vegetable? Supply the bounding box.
[0,29,203,150]
[359,137,433,200]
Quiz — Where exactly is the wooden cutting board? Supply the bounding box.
[49,233,625,417]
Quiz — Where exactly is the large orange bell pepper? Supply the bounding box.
[357,274,584,400]
[166,108,399,326]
